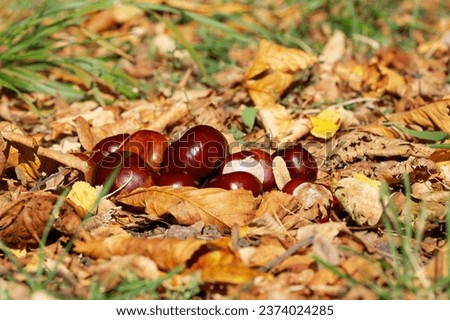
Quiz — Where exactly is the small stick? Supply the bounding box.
[258,236,314,273]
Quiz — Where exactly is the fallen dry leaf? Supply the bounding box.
[296,222,345,266]
[290,182,333,220]
[245,39,318,82]
[333,174,383,226]
[340,255,382,282]
[244,40,317,141]
[387,99,450,132]
[192,247,265,284]
[309,109,341,139]
[74,235,208,271]
[317,131,435,170]
[1,130,90,183]
[375,157,441,185]
[249,190,303,236]
[66,181,98,216]
[116,186,258,232]
[320,30,347,67]
[0,133,7,177]
[256,103,312,142]
[0,192,84,249]
[422,243,448,279]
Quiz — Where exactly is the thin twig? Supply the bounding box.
[258,236,314,272]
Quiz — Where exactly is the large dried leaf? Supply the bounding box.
[317,131,435,169]
[74,236,212,271]
[387,99,450,133]
[245,39,317,81]
[116,186,258,231]
[244,40,317,141]
[0,192,84,249]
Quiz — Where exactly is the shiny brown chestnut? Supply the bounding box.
[220,149,276,192]
[205,172,263,197]
[271,144,318,182]
[281,177,310,195]
[118,130,168,172]
[90,133,130,165]
[156,171,199,188]
[92,151,157,193]
[161,125,228,180]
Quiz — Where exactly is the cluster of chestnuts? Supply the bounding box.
[86,124,321,197]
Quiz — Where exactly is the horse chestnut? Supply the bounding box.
[90,133,130,164]
[281,178,310,195]
[162,125,228,179]
[156,171,199,188]
[118,130,168,172]
[205,172,263,197]
[220,149,276,192]
[92,151,157,193]
[271,144,318,182]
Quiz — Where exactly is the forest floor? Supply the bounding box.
[0,0,449,299]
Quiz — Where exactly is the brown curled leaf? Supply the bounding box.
[0,191,84,249]
[387,99,450,133]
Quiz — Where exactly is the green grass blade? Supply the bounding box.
[0,72,46,118]
[393,125,449,141]
[150,11,213,86]
[428,144,450,149]
[183,11,251,43]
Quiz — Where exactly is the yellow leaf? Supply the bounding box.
[18,153,41,181]
[309,109,341,139]
[352,173,381,189]
[67,181,98,216]
[193,249,264,284]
